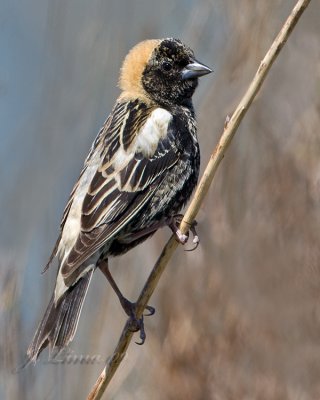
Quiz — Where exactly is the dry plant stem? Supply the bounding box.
[87,1,311,398]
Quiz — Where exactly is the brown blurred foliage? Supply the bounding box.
[1,0,320,399]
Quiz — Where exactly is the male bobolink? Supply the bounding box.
[27,38,212,362]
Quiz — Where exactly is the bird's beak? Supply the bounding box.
[181,60,212,80]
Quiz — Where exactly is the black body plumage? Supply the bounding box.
[27,38,211,363]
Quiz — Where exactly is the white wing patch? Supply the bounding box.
[57,108,171,260]
[135,108,172,157]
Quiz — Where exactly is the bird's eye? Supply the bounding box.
[162,61,173,72]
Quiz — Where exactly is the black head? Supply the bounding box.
[141,38,212,106]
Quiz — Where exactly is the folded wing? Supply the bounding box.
[56,100,180,286]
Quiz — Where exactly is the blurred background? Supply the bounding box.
[1,0,320,399]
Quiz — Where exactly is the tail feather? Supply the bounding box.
[27,270,93,363]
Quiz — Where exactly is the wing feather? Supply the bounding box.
[60,100,179,283]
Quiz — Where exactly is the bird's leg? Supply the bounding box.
[168,214,200,251]
[98,259,154,345]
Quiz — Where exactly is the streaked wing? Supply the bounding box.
[45,100,145,271]
[60,100,179,283]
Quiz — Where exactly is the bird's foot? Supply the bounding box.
[120,297,155,345]
[168,214,199,251]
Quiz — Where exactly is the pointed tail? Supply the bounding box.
[27,270,93,363]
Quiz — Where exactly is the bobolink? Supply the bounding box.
[27,38,212,362]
